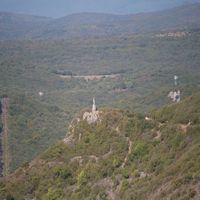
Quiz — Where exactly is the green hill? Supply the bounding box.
[1,92,199,200]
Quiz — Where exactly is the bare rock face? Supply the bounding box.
[63,117,79,145]
[83,110,100,124]
[168,90,181,102]
[63,98,100,145]
[63,110,101,146]
[63,134,74,145]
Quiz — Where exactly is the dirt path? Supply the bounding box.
[178,121,191,133]
[60,74,119,81]
[121,137,133,168]
[70,148,112,165]
[1,97,10,177]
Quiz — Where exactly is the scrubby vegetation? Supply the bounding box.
[0,92,199,199]
[0,30,200,172]
[0,5,200,174]
[0,4,199,199]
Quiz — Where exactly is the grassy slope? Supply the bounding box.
[0,92,199,200]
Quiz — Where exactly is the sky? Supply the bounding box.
[0,0,200,18]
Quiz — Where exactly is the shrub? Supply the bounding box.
[113,158,121,168]
[148,158,164,173]
[131,142,148,160]
[122,169,130,179]
[188,189,196,198]
[45,187,62,200]
[6,194,15,200]
[77,170,87,187]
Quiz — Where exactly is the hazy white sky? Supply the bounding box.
[0,0,200,17]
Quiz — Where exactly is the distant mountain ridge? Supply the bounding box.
[0,3,200,40]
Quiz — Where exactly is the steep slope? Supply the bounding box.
[6,95,68,172]
[0,92,199,200]
[0,3,200,40]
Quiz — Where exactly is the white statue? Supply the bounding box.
[92,97,96,112]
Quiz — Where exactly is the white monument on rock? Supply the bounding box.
[83,97,100,124]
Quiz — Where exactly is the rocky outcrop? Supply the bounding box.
[168,90,181,102]
[83,110,100,124]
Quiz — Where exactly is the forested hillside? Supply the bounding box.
[0,3,200,177]
[0,92,199,199]
[0,30,200,171]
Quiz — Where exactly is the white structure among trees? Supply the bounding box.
[83,97,100,124]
